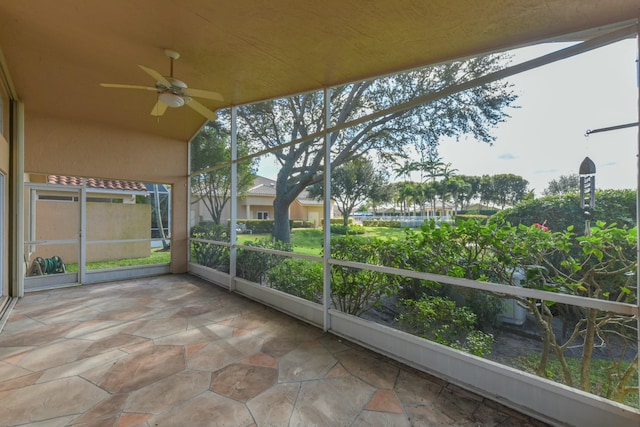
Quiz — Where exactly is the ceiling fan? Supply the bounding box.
[100,49,223,120]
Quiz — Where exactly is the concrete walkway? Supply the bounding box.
[0,275,548,426]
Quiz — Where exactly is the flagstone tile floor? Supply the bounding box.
[0,275,549,427]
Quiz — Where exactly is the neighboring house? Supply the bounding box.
[25,174,152,266]
[36,174,147,203]
[191,175,330,227]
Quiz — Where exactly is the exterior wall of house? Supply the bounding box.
[290,202,324,222]
[191,195,329,227]
[247,206,274,220]
[24,113,188,272]
[241,195,272,221]
[28,201,150,264]
[0,120,11,295]
[301,205,324,226]
[0,87,9,297]
[289,202,303,221]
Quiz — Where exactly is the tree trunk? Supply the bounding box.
[273,196,292,243]
[580,307,598,392]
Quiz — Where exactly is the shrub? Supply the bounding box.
[458,209,499,216]
[392,219,534,328]
[236,238,292,284]
[454,214,489,224]
[292,220,315,228]
[266,258,323,301]
[226,219,297,234]
[398,296,494,356]
[329,236,397,315]
[453,289,503,329]
[191,223,230,240]
[493,189,636,236]
[330,224,366,235]
[362,220,402,228]
[322,218,353,225]
[190,224,230,272]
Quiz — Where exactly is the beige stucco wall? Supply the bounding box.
[0,83,10,296]
[0,127,9,296]
[25,113,189,272]
[86,202,151,261]
[28,201,151,265]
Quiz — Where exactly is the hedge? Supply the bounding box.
[362,220,402,228]
[454,214,489,224]
[330,224,366,235]
[227,219,294,234]
[292,220,315,228]
[321,218,354,225]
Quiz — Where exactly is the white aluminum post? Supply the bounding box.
[323,88,332,332]
[187,131,192,264]
[11,101,24,297]
[29,188,35,255]
[230,108,238,290]
[79,179,87,284]
[635,23,640,410]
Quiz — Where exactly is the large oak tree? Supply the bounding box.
[237,54,518,242]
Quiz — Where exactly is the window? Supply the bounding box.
[257,211,269,220]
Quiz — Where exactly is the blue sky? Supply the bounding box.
[256,37,638,196]
[438,37,638,195]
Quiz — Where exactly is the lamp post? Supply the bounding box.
[579,156,596,236]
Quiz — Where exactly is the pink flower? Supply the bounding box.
[533,222,549,232]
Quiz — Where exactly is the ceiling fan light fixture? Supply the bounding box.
[159,92,184,108]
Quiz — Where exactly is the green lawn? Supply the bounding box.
[237,226,408,256]
[65,227,408,270]
[65,249,171,272]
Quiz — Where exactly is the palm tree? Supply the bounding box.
[434,180,450,217]
[447,177,472,216]
[421,156,446,183]
[400,183,415,216]
[423,181,438,217]
[436,163,458,218]
[392,158,417,183]
[410,182,426,216]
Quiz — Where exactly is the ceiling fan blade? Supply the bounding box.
[185,98,218,120]
[184,88,224,102]
[100,83,159,91]
[150,100,168,117]
[138,65,171,86]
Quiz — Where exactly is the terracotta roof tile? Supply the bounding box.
[48,175,147,192]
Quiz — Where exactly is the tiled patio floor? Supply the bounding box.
[0,274,548,427]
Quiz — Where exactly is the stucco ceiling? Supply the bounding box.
[0,1,637,142]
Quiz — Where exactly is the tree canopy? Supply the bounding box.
[543,174,580,196]
[237,53,518,242]
[190,123,256,225]
[309,157,389,225]
[480,173,530,209]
